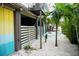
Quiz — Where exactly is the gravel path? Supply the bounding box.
[12,31,79,56]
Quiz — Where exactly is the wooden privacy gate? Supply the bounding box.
[20,26,36,48]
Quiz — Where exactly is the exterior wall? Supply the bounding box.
[0,7,15,56]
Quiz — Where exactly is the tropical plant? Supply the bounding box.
[55,3,79,44]
[51,9,62,46]
[43,3,79,47]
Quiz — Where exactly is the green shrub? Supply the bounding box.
[61,21,78,44]
[24,45,36,50]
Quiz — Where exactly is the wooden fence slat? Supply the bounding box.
[20,26,36,48]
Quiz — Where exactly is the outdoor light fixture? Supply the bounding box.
[20,8,23,11]
[1,3,4,7]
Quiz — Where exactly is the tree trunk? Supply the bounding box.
[75,25,79,43]
[55,24,58,47]
[45,34,47,43]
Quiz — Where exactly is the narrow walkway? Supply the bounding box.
[12,31,79,56]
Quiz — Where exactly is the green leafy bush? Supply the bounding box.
[55,3,79,45]
[61,19,78,44]
[24,45,36,50]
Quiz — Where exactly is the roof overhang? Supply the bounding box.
[31,10,45,16]
[0,3,37,19]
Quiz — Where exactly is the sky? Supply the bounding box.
[21,3,55,12]
[47,3,55,12]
